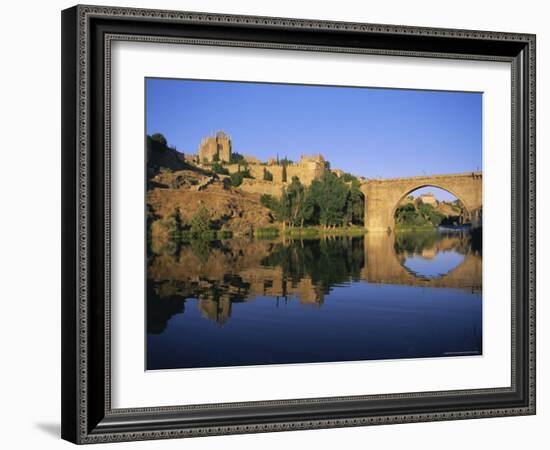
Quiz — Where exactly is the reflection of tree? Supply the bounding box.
[147,232,480,331]
[261,237,364,294]
[394,231,439,254]
[190,239,211,263]
[146,283,186,334]
[394,230,472,257]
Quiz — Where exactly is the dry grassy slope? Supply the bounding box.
[435,202,462,216]
[147,168,275,239]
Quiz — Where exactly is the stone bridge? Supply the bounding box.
[360,172,482,232]
[361,232,482,292]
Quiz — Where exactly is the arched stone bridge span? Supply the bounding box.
[360,172,482,232]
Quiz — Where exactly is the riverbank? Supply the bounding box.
[394,224,436,232]
[255,225,368,239]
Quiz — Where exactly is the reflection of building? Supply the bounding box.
[198,297,232,324]
[198,131,232,162]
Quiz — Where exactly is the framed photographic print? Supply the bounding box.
[61,5,536,444]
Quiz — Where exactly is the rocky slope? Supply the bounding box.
[147,168,275,245]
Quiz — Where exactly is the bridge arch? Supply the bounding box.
[391,184,469,227]
[360,172,482,232]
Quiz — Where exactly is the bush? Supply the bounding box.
[190,206,211,234]
[211,162,229,175]
[230,170,250,187]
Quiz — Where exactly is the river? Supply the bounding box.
[147,230,482,369]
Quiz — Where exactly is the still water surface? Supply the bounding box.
[147,230,482,369]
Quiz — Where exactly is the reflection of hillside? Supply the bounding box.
[148,232,482,331]
[148,239,356,329]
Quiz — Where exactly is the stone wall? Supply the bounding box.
[239,178,284,197]
[225,154,326,194]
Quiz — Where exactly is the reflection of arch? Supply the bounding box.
[401,253,464,280]
[361,232,482,291]
[360,172,482,232]
[398,243,466,280]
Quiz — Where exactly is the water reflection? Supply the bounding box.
[147,230,482,369]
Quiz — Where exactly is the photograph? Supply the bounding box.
[54,2,536,445]
[145,78,483,370]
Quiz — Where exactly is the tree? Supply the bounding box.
[150,133,167,147]
[282,162,287,183]
[261,193,290,229]
[309,172,348,227]
[190,206,211,235]
[172,207,184,232]
[230,152,244,164]
[230,169,250,187]
[348,179,364,225]
[263,167,273,181]
[212,153,220,162]
[211,161,229,175]
[286,176,313,227]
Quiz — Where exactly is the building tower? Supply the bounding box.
[198,131,232,163]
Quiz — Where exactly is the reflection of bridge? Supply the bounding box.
[360,172,482,232]
[361,233,482,291]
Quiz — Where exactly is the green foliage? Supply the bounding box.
[255,227,280,239]
[190,239,211,263]
[260,193,289,224]
[212,153,220,162]
[190,206,211,235]
[211,162,229,175]
[341,173,357,183]
[146,204,159,254]
[286,176,313,227]
[217,230,233,240]
[260,169,364,229]
[166,207,185,239]
[395,201,445,228]
[150,133,167,147]
[230,152,245,164]
[260,194,278,210]
[230,169,251,187]
[347,179,364,225]
[394,230,439,253]
[309,172,349,227]
[163,206,232,244]
[230,171,245,187]
[147,133,170,154]
[262,238,364,288]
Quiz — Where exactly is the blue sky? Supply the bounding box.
[146,78,482,201]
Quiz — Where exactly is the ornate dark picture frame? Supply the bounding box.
[61,4,536,444]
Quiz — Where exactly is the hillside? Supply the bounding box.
[147,167,275,247]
